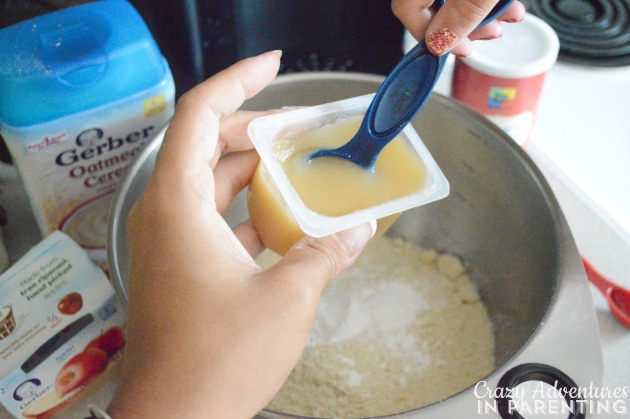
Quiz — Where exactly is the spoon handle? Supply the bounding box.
[366,42,448,139]
[367,0,515,140]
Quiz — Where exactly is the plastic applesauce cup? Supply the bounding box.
[451,13,559,148]
[247,94,449,255]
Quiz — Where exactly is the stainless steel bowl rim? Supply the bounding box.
[107,72,603,419]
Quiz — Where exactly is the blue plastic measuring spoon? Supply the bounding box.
[310,0,515,168]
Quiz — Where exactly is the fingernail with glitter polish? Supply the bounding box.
[426,27,458,56]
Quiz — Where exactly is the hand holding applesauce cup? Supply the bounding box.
[247,95,450,255]
[451,13,559,148]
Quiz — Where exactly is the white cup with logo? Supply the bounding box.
[452,13,560,148]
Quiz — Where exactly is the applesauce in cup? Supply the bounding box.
[247,95,449,255]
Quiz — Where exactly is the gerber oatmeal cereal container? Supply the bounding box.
[0,0,175,270]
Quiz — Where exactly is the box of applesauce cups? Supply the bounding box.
[0,231,127,418]
[0,0,175,271]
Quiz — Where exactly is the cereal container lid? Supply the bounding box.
[0,0,172,127]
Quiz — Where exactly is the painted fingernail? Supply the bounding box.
[426,27,458,56]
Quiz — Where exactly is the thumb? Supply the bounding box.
[271,221,376,293]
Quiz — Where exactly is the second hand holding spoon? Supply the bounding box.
[310,0,515,169]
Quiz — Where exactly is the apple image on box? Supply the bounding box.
[54,348,109,395]
[85,327,125,357]
[22,327,126,417]
[55,327,125,395]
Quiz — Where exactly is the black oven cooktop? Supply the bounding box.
[521,0,630,67]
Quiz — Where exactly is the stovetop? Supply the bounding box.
[521,0,630,67]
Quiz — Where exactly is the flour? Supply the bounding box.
[265,236,495,418]
[309,279,424,347]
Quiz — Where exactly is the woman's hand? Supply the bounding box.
[392,0,526,56]
[107,51,374,419]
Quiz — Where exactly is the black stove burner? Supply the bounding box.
[522,0,630,67]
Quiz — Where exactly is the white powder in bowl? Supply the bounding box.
[265,236,495,418]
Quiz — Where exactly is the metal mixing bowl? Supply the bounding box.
[108,73,602,418]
